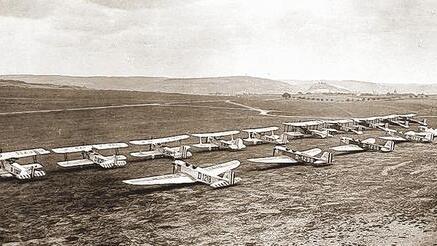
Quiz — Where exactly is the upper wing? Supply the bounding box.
[243,126,278,134]
[130,135,190,145]
[92,143,128,150]
[330,144,364,152]
[192,130,240,138]
[248,156,298,164]
[203,160,240,176]
[122,173,196,186]
[52,145,92,154]
[301,148,322,157]
[0,148,50,160]
[362,138,376,144]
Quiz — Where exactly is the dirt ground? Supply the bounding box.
[0,86,436,245]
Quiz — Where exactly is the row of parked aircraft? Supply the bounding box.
[0,113,434,189]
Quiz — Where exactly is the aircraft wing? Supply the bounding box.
[130,150,163,158]
[0,148,50,160]
[57,159,95,167]
[301,148,322,157]
[243,127,278,134]
[92,143,128,150]
[123,173,196,186]
[330,144,364,152]
[192,130,240,138]
[248,156,298,164]
[130,135,190,145]
[192,143,219,149]
[20,163,44,169]
[379,136,408,142]
[362,138,376,144]
[203,160,240,176]
[284,132,305,137]
[52,145,93,154]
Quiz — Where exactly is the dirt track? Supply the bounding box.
[0,87,436,245]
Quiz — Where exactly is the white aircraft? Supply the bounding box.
[248,145,333,167]
[330,137,395,154]
[376,123,398,135]
[192,130,246,151]
[130,135,192,160]
[123,160,242,189]
[418,126,437,137]
[52,143,128,169]
[398,114,427,126]
[242,126,288,145]
[0,148,49,180]
[381,115,409,128]
[283,121,332,139]
[324,119,363,135]
[380,131,434,143]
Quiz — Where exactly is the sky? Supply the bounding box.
[0,0,436,84]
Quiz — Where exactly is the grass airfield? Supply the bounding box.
[0,86,436,245]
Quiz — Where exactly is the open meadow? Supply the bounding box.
[0,86,436,245]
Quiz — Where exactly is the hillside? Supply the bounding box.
[307,81,350,94]
[0,75,292,95]
[284,79,437,94]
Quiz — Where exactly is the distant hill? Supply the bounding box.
[283,79,437,94]
[307,82,350,94]
[0,79,82,90]
[0,75,293,95]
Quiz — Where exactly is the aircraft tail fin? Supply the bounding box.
[383,141,395,152]
[425,132,434,142]
[320,152,333,165]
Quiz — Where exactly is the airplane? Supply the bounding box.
[381,115,409,128]
[242,126,288,145]
[324,119,364,135]
[352,117,382,129]
[130,135,192,160]
[123,160,241,189]
[375,123,398,135]
[418,126,437,136]
[380,131,434,143]
[283,121,332,139]
[52,143,128,169]
[248,145,333,167]
[191,130,246,151]
[0,148,49,180]
[330,137,395,154]
[398,113,427,126]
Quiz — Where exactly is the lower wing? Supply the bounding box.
[248,156,298,164]
[57,159,94,167]
[130,150,163,158]
[123,173,196,186]
[330,144,363,152]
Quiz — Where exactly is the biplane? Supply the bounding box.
[375,123,398,135]
[130,135,192,160]
[330,137,395,154]
[380,131,434,143]
[52,143,128,169]
[242,127,288,145]
[352,117,382,129]
[191,130,246,151]
[248,145,333,167]
[283,121,332,139]
[398,113,427,126]
[381,115,409,128]
[0,148,49,180]
[324,119,364,135]
[123,160,241,189]
[418,126,437,137]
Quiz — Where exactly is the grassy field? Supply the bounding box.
[0,86,436,245]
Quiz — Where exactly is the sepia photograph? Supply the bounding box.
[0,0,436,245]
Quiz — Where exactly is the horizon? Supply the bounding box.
[1,1,437,84]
